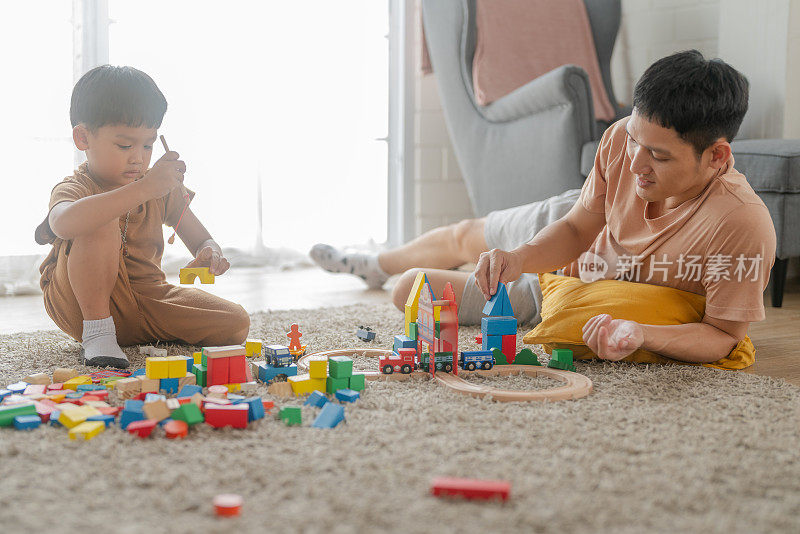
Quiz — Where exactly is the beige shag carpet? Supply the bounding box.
[1,303,799,534]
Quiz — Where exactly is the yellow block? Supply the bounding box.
[145,357,170,379]
[59,406,101,429]
[404,271,427,336]
[287,374,326,396]
[225,383,241,393]
[69,421,105,441]
[63,376,92,391]
[308,357,328,379]
[192,351,202,364]
[166,356,186,378]
[245,339,263,357]
[179,267,215,284]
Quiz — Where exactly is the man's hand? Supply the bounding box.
[473,248,524,299]
[582,314,644,361]
[185,244,230,276]
[139,151,186,199]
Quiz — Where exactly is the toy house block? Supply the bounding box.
[159,378,179,394]
[53,368,79,383]
[126,419,157,438]
[13,414,41,430]
[192,351,202,364]
[137,376,160,393]
[326,377,349,395]
[430,477,511,501]
[311,403,345,429]
[492,348,509,366]
[207,357,229,386]
[245,339,263,357]
[244,397,265,421]
[279,406,302,426]
[145,357,170,380]
[481,283,514,318]
[304,390,328,408]
[23,373,51,385]
[481,316,517,337]
[501,335,517,364]
[63,376,92,391]
[69,420,106,440]
[307,357,328,379]
[205,404,249,429]
[177,384,203,398]
[267,381,294,398]
[393,335,417,353]
[143,400,171,421]
[348,374,366,392]
[334,389,359,403]
[514,348,541,366]
[192,364,207,387]
[178,373,197,390]
[172,403,204,425]
[328,356,353,378]
[482,335,503,352]
[228,355,248,384]
[547,349,576,372]
[179,266,215,284]
[58,406,101,429]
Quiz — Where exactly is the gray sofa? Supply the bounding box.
[422,0,799,306]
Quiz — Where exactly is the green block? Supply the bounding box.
[326,376,349,394]
[435,321,441,337]
[201,352,207,366]
[328,356,353,379]
[0,403,37,427]
[171,403,204,425]
[548,348,575,372]
[492,348,508,366]
[514,348,541,366]
[348,374,366,392]
[192,363,207,387]
[279,406,302,426]
[408,322,418,340]
[101,376,124,385]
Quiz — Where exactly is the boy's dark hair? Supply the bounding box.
[632,50,749,156]
[70,65,167,130]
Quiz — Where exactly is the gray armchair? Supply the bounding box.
[421,0,628,217]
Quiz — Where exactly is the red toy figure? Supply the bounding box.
[287,323,303,352]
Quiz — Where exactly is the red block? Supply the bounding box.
[164,419,189,439]
[501,335,516,364]
[207,357,229,386]
[88,389,109,401]
[47,383,64,392]
[431,477,511,501]
[227,355,247,384]
[98,406,121,417]
[204,404,248,429]
[33,400,57,423]
[262,400,274,413]
[126,419,157,438]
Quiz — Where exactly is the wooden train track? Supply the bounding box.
[297,349,593,403]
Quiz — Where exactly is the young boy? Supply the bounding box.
[35,65,250,368]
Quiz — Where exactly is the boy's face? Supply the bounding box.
[625,110,730,209]
[73,124,157,189]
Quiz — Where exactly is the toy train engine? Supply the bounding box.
[459,350,495,371]
[420,352,455,373]
[264,345,293,368]
[379,348,417,375]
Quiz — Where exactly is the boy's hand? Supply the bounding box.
[186,245,230,276]
[473,248,524,299]
[582,314,644,361]
[140,151,186,199]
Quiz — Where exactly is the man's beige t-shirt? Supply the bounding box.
[563,117,776,322]
[36,162,194,286]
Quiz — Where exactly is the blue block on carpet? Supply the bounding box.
[312,403,345,429]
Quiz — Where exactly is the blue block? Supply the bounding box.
[119,409,144,430]
[50,410,62,427]
[145,393,166,403]
[124,400,144,412]
[334,389,360,403]
[177,384,202,398]
[228,394,246,404]
[131,368,147,377]
[6,382,28,394]
[245,397,265,422]
[482,283,514,317]
[481,316,517,337]
[159,378,179,394]
[158,417,173,427]
[256,362,298,383]
[312,403,345,429]
[181,356,193,373]
[482,335,503,351]
[14,414,41,430]
[305,390,328,408]
[0,389,11,401]
[77,384,106,392]
[87,414,116,427]
[393,335,417,353]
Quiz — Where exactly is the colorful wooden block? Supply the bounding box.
[308,357,328,379]
[166,356,187,378]
[52,368,78,383]
[205,404,248,429]
[207,357,229,386]
[159,378,179,394]
[23,384,46,396]
[326,377,349,395]
[177,384,202,398]
[334,389,359,403]
[482,335,503,352]
[172,403,204,425]
[513,348,541,366]
[164,419,188,439]
[137,376,160,393]
[245,339,263,357]
[348,374,366,392]
[145,357,170,379]
[244,397,265,421]
[279,406,301,426]
[267,381,293,398]
[328,356,354,379]
[228,355,248,384]
[255,362,298,383]
[481,316,517,337]
[192,364,207,387]
[501,335,516,364]
[58,406,101,429]
[178,373,196,390]
[192,351,202,364]
[63,376,92,391]
[304,390,328,408]
[126,419,157,438]
[203,345,247,358]
[13,414,41,430]
[179,266,215,284]
[115,377,142,399]
[431,477,511,501]
[23,373,51,385]
[311,403,345,428]
[86,414,116,427]
[69,420,105,440]
[143,400,171,421]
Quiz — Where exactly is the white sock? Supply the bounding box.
[309,244,389,290]
[81,316,130,369]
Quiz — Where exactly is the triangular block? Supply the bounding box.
[481,283,514,317]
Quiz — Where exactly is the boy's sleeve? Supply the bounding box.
[35,179,95,245]
[702,203,776,322]
[163,184,196,228]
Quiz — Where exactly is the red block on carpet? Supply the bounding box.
[431,477,511,501]
[501,335,516,364]
[204,404,248,429]
[126,419,157,438]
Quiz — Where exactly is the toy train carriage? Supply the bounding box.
[379,348,417,375]
[264,345,293,368]
[419,351,455,373]
[459,350,495,371]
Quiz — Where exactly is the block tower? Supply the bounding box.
[481,283,517,364]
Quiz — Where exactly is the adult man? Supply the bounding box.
[311,50,775,364]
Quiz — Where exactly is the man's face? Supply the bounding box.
[80,124,157,189]
[625,111,720,208]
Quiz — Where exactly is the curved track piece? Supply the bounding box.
[298,349,592,402]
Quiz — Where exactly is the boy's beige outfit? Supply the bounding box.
[36,162,249,346]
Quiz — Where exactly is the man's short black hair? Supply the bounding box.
[70,65,167,130]
[632,50,749,156]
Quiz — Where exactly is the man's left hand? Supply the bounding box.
[582,314,644,361]
[185,245,230,276]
